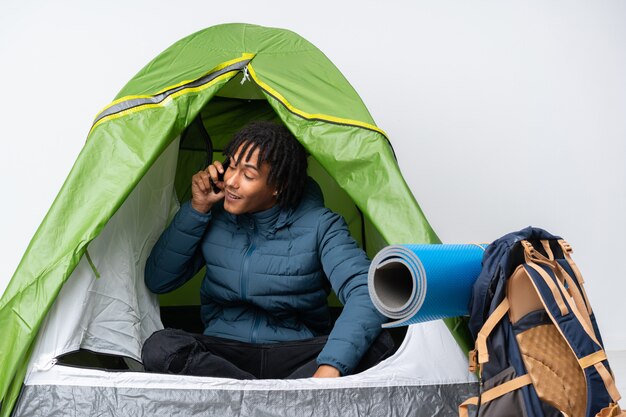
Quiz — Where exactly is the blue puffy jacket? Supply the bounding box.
[145,180,385,375]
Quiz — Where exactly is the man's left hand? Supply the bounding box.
[312,365,341,378]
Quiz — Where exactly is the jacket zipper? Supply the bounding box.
[240,237,260,343]
[239,243,256,302]
[251,312,261,344]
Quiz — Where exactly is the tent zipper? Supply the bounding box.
[32,357,57,372]
[92,57,252,131]
[240,65,251,85]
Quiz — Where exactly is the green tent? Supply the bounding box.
[0,23,474,417]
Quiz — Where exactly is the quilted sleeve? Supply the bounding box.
[144,201,210,294]
[315,210,387,375]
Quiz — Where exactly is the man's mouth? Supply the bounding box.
[225,190,241,200]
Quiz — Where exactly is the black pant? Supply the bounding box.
[142,329,395,379]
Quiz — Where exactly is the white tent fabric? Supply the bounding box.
[28,139,180,367]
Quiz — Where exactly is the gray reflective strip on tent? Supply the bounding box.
[93,60,251,125]
[12,382,477,417]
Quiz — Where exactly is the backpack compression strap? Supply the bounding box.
[472,298,510,368]
[458,374,532,417]
[463,297,534,417]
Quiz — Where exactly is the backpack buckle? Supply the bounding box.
[468,349,478,373]
[558,240,573,254]
[521,240,535,257]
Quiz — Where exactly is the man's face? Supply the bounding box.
[222,143,278,215]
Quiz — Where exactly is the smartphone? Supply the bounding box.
[210,158,230,193]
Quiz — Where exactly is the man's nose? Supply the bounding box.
[224,170,238,188]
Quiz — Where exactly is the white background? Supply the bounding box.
[1,1,624,350]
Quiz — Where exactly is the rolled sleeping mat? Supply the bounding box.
[368,244,486,328]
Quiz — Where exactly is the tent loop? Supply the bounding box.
[84,249,101,279]
[31,357,56,372]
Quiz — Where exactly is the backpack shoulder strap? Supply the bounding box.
[520,240,622,405]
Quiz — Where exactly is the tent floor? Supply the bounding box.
[13,379,477,417]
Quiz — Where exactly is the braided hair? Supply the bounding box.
[224,121,308,208]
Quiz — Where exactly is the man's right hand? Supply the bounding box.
[190,160,227,213]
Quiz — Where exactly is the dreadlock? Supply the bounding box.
[224,121,308,208]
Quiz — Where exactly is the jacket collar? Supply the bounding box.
[228,204,283,233]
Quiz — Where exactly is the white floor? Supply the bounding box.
[608,351,626,400]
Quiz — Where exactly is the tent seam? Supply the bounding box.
[0,250,77,311]
[10,307,33,331]
[245,64,393,147]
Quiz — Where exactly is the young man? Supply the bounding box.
[142,121,392,379]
